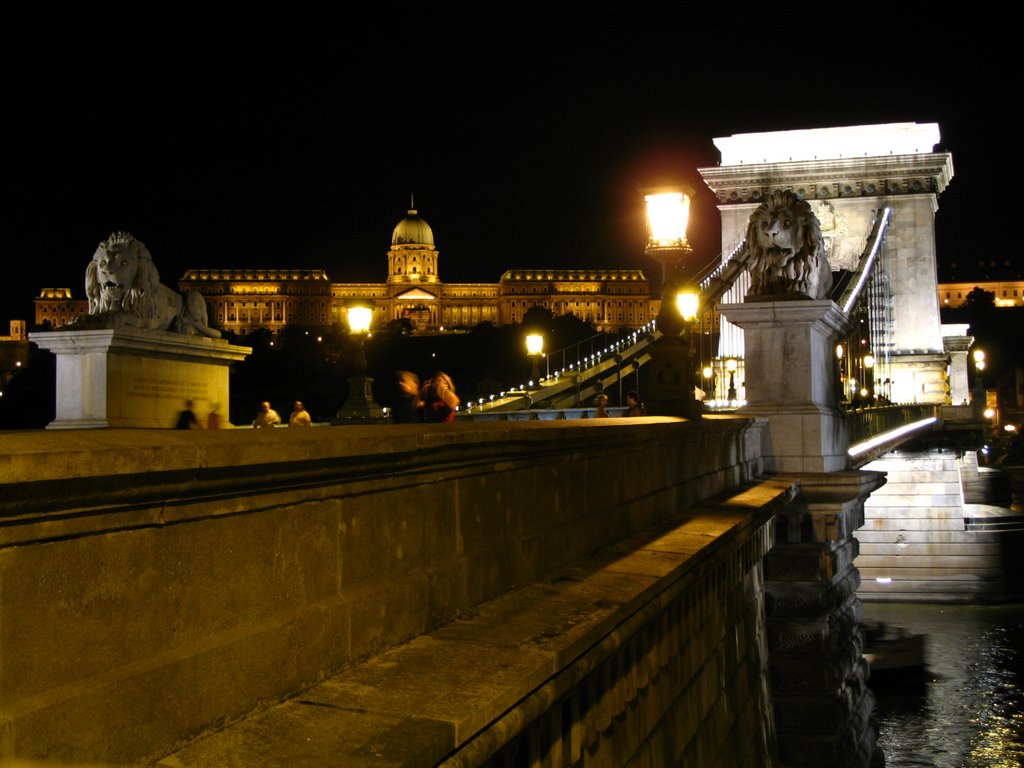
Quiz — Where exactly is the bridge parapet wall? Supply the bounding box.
[0,416,767,764]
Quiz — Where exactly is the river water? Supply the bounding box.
[862,602,1024,768]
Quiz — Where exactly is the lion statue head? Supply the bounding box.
[744,191,832,300]
[86,232,163,320]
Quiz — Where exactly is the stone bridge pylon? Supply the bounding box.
[699,122,955,406]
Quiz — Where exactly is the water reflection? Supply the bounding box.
[863,603,1024,768]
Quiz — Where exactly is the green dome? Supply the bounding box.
[391,209,434,246]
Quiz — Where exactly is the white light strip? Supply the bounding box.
[848,416,937,457]
[843,208,891,314]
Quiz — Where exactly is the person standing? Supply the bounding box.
[175,400,200,429]
[253,401,281,428]
[289,400,312,427]
[625,391,644,417]
[422,371,460,423]
[393,371,423,423]
[593,393,610,418]
[206,402,222,430]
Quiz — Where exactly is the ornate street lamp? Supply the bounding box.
[525,333,544,386]
[642,186,702,419]
[726,358,738,402]
[336,303,383,421]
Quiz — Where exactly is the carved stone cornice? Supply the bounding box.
[698,152,954,206]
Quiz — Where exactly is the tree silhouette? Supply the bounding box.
[964,286,996,309]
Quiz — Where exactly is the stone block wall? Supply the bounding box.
[0,417,767,765]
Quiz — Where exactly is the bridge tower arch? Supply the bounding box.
[699,122,955,405]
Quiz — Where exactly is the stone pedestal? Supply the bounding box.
[765,470,887,768]
[335,376,384,421]
[720,299,852,473]
[888,352,949,405]
[942,327,973,406]
[644,334,701,418]
[30,328,251,429]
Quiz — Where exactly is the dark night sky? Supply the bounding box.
[2,28,999,328]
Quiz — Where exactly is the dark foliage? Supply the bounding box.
[0,345,55,429]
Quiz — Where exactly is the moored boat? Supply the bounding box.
[862,620,927,677]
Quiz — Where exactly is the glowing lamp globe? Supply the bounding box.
[347,306,373,334]
[644,191,691,250]
[675,289,699,322]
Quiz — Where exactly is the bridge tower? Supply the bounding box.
[699,122,955,405]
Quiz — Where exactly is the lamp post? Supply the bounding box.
[726,358,738,402]
[336,304,383,421]
[863,353,875,404]
[835,343,846,404]
[643,186,701,419]
[525,333,544,386]
[972,348,986,416]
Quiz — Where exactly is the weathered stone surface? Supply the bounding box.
[0,419,777,765]
[29,327,249,429]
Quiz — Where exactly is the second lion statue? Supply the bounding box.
[80,232,220,337]
[744,190,833,301]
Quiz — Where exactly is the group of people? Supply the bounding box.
[253,400,311,428]
[176,399,314,429]
[393,370,461,423]
[592,391,645,418]
[178,380,640,430]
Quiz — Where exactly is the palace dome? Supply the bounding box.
[391,209,434,246]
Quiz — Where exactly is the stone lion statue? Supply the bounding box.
[744,191,833,300]
[80,232,220,337]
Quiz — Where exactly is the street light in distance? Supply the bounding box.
[336,303,384,421]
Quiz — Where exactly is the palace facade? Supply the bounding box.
[178,208,660,336]
[34,288,88,329]
[33,208,663,335]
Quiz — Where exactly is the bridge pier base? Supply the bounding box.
[764,470,886,768]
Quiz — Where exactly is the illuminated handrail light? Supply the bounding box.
[842,207,891,314]
[848,417,937,458]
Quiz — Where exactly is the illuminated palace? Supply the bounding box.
[35,209,658,335]
[175,208,661,336]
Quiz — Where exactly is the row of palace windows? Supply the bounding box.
[504,286,650,295]
[943,289,1020,298]
[509,299,648,308]
[214,300,328,309]
[219,313,328,324]
[510,311,644,323]
[204,286,330,296]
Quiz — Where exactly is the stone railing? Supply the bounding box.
[0,416,771,765]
